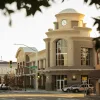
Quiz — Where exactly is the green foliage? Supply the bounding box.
[4,73,15,87]
[93,37,100,51]
[84,0,100,32]
[0,0,100,50]
[0,0,99,32]
[0,0,63,26]
[84,0,100,9]
[1,0,56,16]
[93,17,100,32]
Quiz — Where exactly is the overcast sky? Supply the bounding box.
[0,0,100,62]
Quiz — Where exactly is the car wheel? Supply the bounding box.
[67,89,70,93]
[62,89,65,92]
[75,89,79,93]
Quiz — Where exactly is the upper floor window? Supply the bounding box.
[20,62,22,68]
[81,47,90,65]
[23,61,25,67]
[56,39,68,66]
[25,55,30,66]
[17,63,19,69]
[71,21,78,28]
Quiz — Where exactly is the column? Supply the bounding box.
[43,59,46,69]
[30,76,31,87]
[51,42,56,67]
[39,60,42,70]
[44,38,51,68]
[45,74,52,91]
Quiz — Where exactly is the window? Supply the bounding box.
[17,63,19,69]
[81,47,90,65]
[81,75,88,84]
[71,21,78,28]
[56,39,68,66]
[23,61,25,67]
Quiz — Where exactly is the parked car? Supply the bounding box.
[62,85,79,92]
[72,84,94,93]
[0,84,11,90]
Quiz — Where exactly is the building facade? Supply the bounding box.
[15,8,96,91]
[88,49,100,95]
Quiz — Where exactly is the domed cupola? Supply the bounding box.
[54,8,85,30]
[59,8,78,14]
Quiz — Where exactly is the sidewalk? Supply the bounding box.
[9,89,64,94]
[0,89,100,99]
[83,93,100,100]
[11,89,100,100]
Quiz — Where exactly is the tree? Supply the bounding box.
[4,73,15,87]
[0,0,99,50]
[4,74,9,85]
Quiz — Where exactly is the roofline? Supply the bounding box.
[41,69,95,72]
[55,13,85,17]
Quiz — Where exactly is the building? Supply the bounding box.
[0,60,17,84]
[15,8,95,91]
[89,49,100,95]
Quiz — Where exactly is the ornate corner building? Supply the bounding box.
[15,8,96,91]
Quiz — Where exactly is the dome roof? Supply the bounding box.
[59,8,78,14]
[22,47,38,52]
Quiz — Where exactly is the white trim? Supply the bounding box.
[15,73,36,77]
[42,69,95,72]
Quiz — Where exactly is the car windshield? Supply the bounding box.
[89,84,93,87]
[71,85,79,87]
[81,84,93,87]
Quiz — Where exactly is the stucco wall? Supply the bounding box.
[17,50,25,62]
[55,13,84,30]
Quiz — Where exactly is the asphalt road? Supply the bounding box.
[0,97,85,100]
[0,90,98,100]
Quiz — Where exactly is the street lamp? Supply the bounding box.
[14,43,38,91]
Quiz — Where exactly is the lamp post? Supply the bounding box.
[14,43,38,91]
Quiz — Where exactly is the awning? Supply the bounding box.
[88,70,100,79]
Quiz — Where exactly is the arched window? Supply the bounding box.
[26,55,30,66]
[26,55,30,61]
[56,39,67,66]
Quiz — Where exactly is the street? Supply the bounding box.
[0,93,98,100]
[0,97,88,100]
[0,90,98,100]
[0,91,86,100]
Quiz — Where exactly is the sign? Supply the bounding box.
[30,66,37,69]
[64,78,67,80]
[25,66,37,69]
[82,77,87,81]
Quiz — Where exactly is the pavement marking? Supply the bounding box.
[0,94,84,98]
[58,99,79,100]
[0,98,15,100]
[27,98,34,99]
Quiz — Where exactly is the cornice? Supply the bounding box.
[74,27,92,31]
[71,37,92,40]
[55,13,84,17]
[46,29,80,35]
[43,38,51,42]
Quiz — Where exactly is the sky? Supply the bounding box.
[0,0,100,62]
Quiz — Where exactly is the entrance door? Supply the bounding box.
[56,80,65,91]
